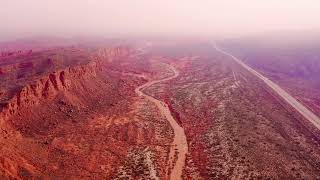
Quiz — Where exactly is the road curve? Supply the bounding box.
[213,43,320,130]
[135,65,188,180]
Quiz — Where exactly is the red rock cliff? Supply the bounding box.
[0,59,100,124]
[0,46,132,125]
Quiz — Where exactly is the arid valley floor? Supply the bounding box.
[0,39,320,179]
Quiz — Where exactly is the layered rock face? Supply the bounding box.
[0,60,99,124]
[0,46,146,179]
[0,44,175,179]
[0,46,133,123]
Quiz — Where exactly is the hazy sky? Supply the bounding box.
[1,0,320,40]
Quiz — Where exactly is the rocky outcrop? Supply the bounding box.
[0,46,132,125]
[0,59,100,124]
[97,46,131,62]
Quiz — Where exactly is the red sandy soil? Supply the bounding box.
[0,44,176,179]
[144,42,320,179]
[0,40,320,179]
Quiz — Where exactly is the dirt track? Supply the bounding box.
[135,65,188,180]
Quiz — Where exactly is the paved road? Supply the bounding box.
[135,64,188,180]
[213,43,320,130]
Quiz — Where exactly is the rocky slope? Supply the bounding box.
[0,46,144,179]
[0,44,180,179]
[0,59,100,124]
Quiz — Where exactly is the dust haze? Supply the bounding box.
[1,0,320,40]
